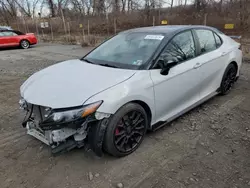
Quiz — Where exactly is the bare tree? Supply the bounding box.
[170,0,174,12]
[127,0,131,12]
[92,0,105,15]
[121,0,126,12]
[47,0,55,16]
[184,0,188,7]
[239,0,249,30]
[14,0,41,17]
[219,0,223,11]
[0,0,17,24]
[57,0,70,11]
[46,0,69,17]
[70,0,86,15]
[112,0,120,13]
[194,0,207,11]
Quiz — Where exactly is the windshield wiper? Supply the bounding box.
[82,59,119,68]
[98,63,119,68]
[81,58,94,64]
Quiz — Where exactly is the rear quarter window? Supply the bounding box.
[14,31,25,35]
[195,29,217,54]
[213,33,222,48]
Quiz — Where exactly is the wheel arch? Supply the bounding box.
[85,85,155,126]
[20,38,30,45]
[128,100,152,128]
[93,98,154,129]
[219,61,238,95]
[230,61,238,73]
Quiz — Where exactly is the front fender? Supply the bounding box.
[84,71,156,123]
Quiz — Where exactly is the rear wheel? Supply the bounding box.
[104,103,148,157]
[20,40,30,49]
[220,63,237,95]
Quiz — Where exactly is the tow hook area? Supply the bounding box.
[88,118,109,157]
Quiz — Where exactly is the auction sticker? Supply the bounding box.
[145,35,164,40]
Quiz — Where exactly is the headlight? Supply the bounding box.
[43,101,103,124]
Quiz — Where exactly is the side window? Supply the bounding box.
[14,31,24,35]
[2,31,17,36]
[159,31,196,64]
[196,29,217,54]
[214,33,222,48]
[0,32,4,37]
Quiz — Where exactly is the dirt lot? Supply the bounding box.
[0,43,250,188]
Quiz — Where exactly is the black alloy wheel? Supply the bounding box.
[114,111,145,153]
[220,64,237,95]
[104,103,148,157]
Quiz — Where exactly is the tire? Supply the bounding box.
[104,103,148,157]
[219,63,237,95]
[20,40,30,49]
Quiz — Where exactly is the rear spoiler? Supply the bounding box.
[228,35,242,39]
[228,35,242,49]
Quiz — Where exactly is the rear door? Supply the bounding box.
[193,29,227,98]
[150,30,202,122]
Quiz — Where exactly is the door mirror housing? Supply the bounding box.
[158,59,178,75]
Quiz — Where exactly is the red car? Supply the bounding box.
[0,29,37,49]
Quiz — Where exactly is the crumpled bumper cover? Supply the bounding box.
[87,118,110,157]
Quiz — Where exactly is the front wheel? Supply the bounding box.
[20,40,30,49]
[104,103,148,157]
[220,63,237,95]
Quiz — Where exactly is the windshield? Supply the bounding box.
[83,32,164,69]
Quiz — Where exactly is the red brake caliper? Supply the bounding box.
[115,128,120,135]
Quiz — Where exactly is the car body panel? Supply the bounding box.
[84,70,156,123]
[149,59,202,123]
[85,28,242,127]
[220,34,242,76]
[199,34,242,97]
[0,36,10,47]
[19,26,243,156]
[20,59,137,109]
[24,33,38,44]
[20,25,243,129]
[195,47,227,98]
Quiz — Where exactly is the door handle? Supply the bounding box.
[193,62,201,69]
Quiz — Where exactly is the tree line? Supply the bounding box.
[0,0,249,31]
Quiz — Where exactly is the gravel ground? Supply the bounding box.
[0,43,250,188]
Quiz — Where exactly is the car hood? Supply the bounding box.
[20,59,136,109]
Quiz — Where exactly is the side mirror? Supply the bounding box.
[158,59,177,75]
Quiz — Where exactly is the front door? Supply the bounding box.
[150,30,202,123]
[0,31,9,47]
[0,31,19,47]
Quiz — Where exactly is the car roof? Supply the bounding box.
[0,26,12,30]
[121,25,218,35]
[0,29,24,33]
[0,29,12,32]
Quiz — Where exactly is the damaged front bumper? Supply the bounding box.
[20,99,110,156]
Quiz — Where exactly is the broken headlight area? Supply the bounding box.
[40,101,103,129]
[20,100,109,155]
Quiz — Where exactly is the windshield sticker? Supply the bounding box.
[145,35,164,40]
